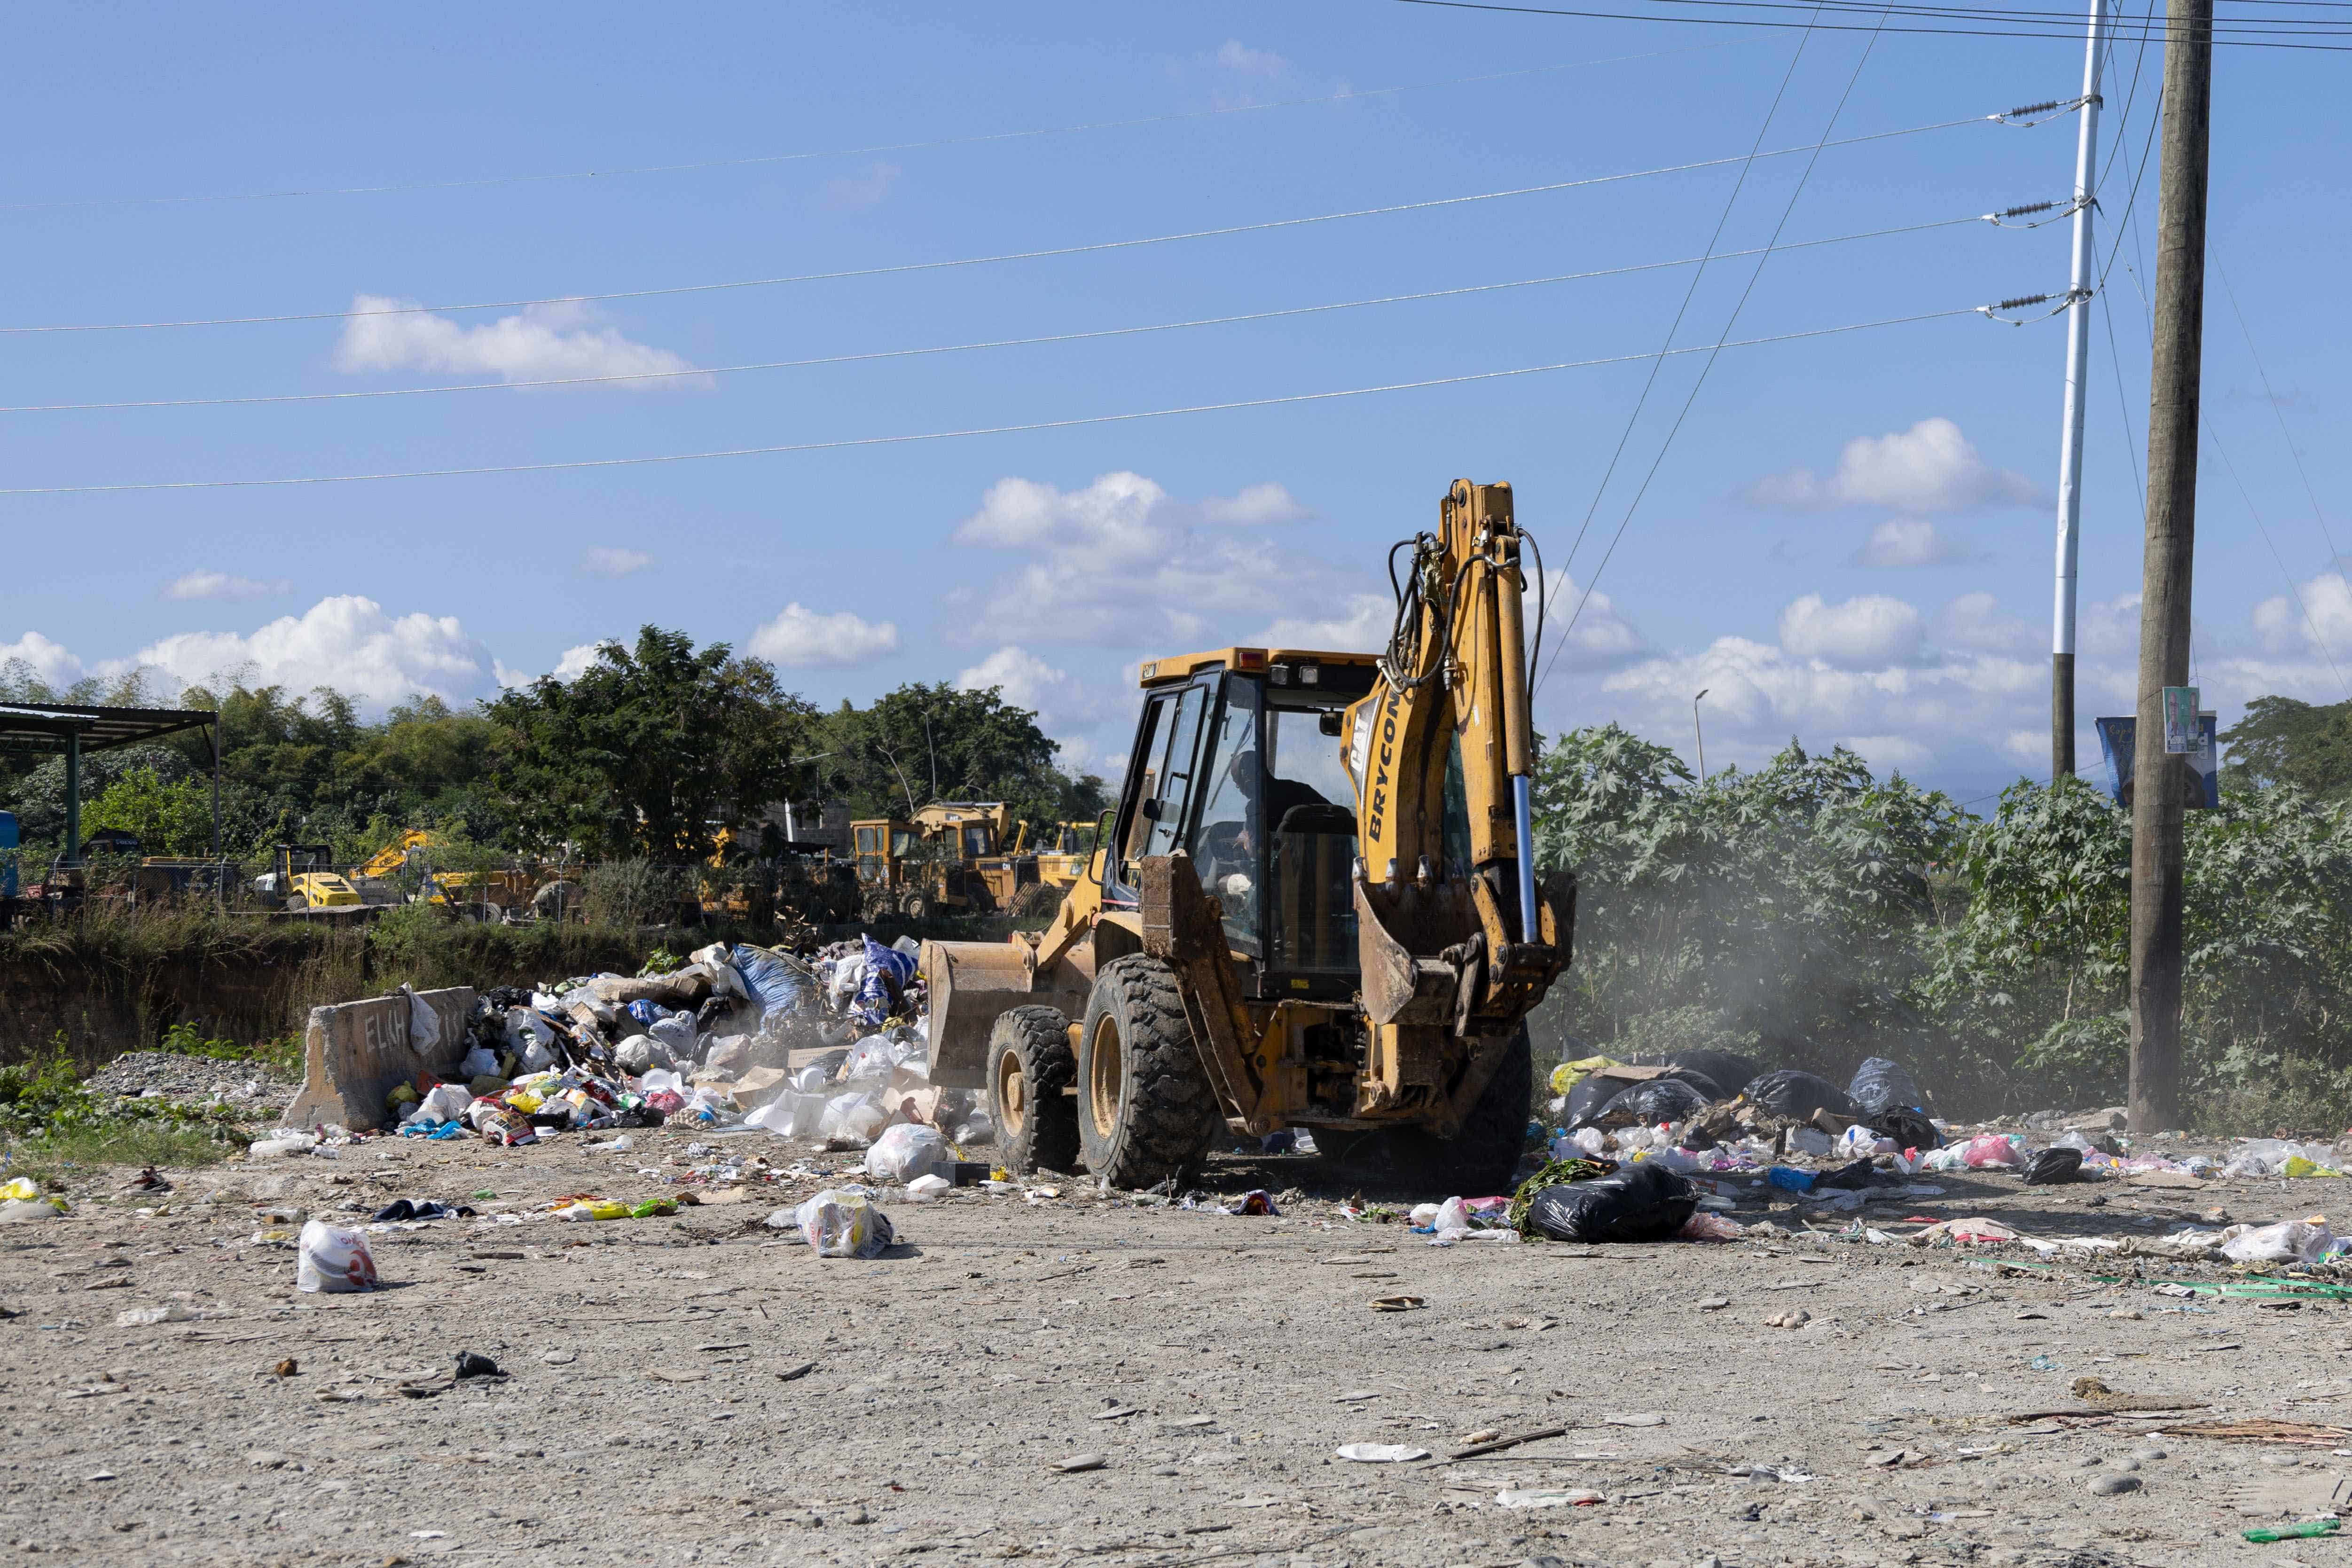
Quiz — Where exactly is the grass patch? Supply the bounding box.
[154,1020,305,1079]
[6,1121,244,1187]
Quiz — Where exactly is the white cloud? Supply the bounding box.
[552,643,613,682]
[949,471,1345,648]
[1744,417,2044,514]
[164,569,291,602]
[1777,593,1925,668]
[333,295,703,386]
[129,595,495,709]
[825,162,902,210]
[0,631,83,690]
[748,604,900,669]
[1216,39,1286,74]
[582,546,652,577]
[1936,591,2038,655]
[1255,593,1396,652]
[1849,518,1979,569]
[1199,482,1309,526]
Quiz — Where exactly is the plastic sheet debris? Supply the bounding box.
[1334,1443,1428,1462]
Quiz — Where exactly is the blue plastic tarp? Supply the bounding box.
[733,944,808,1019]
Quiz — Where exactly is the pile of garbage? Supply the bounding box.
[1479,1046,2352,1266]
[282,932,988,1160]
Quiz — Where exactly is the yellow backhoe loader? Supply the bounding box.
[852,801,1040,918]
[924,479,1569,1192]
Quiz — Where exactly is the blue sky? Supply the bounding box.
[3,2,2346,804]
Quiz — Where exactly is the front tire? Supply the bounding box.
[1075,956,1223,1190]
[989,1006,1079,1174]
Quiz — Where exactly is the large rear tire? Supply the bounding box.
[1325,1029,1535,1196]
[989,1006,1079,1174]
[1075,955,1223,1190]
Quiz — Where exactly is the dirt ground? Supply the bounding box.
[3,1125,2344,1568]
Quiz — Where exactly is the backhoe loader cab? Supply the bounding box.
[923,479,1571,1194]
[1108,649,1384,1004]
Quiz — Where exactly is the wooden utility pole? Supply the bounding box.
[2127,0,2215,1135]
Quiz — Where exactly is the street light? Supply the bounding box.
[1693,689,1710,781]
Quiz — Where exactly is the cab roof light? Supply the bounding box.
[1235,648,1268,669]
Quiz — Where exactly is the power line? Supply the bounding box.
[2204,417,2351,698]
[1393,0,2352,48]
[1553,0,1828,623]
[1556,4,1898,672]
[0,305,1999,496]
[0,212,2005,414]
[2105,134,2347,701]
[0,109,2027,337]
[2218,262,2347,578]
[0,41,1766,215]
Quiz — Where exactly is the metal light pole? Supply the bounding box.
[2052,0,2112,781]
[1692,689,1710,780]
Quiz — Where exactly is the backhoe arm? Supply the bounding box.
[1343,480,1568,1099]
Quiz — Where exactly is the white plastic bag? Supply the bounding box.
[248,1133,317,1160]
[402,1082,472,1126]
[295,1219,379,1293]
[459,1044,501,1079]
[865,1123,945,1183]
[795,1188,894,1258]
[744,1098,795,1134]
[1432,1195,1471,1239]
[843,1035,897,1083]
[905,1173,950,1202]
[401,983,443,1057]
[2219,1219,2336,1265]
[817,1091,885,1146]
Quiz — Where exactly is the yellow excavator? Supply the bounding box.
[924,479,1568,1191]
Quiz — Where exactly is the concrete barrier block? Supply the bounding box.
[282,985,475,1132]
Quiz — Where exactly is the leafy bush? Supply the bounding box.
[1532,725,2352,1128]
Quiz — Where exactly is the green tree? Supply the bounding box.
[2220,694,2352,797]
[814,681,1097,837]
[86,765,215,856]
[1530,725,1964,1080]
[486,626,813,861]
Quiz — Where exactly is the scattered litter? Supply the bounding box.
[1335,1443,1429,1462]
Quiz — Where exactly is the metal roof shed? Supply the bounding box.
[0,702,222,866]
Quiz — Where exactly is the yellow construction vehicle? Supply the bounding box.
[1030,820,1101,890]
[924,479,1567,1191]
[253,844,362,910]
[851,801,1039,918]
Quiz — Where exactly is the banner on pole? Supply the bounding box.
[2095,713,2219,810]
[2161,685,2201,754]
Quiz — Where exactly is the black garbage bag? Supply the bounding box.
[1524,1162,1700,1243]
[1868,1106,1942,1152]
[1562,1074,1619,1129]
[1812,1156,1895,1192]
[1567,1067,1723,1129]
[1740,1068,1857,1121]
[1592,1077,1712,1126]
[2021,1147,2085,1185]
[1630,1049,1762,1099]
[1849,1056,1929,1117]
